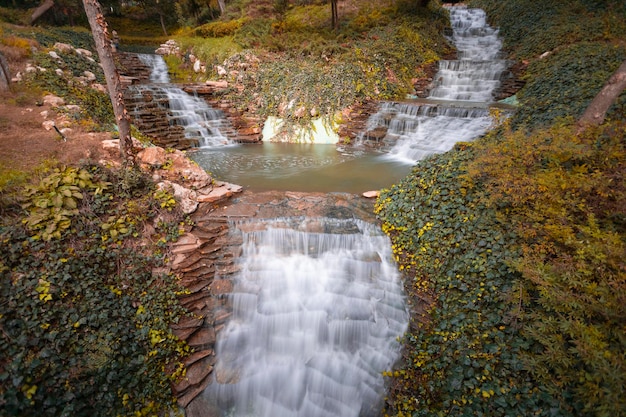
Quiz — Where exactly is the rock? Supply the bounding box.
[157,180,198,214]
[187,326,216,350]
[101,139,119,154]
[119,75,139,85]
[196,182,243,204]
[216,65,227,76]
[294,106,306,118]
[64,104,81,113]
[362,190,380,198]
[42,120,55,131]
[138,147,213,190]
[209,279,232,295]
[186,394,221,417]
[83,70,96,82]
[172,316,205,331]
[156,39,180,56]
[91,83,107,93]
[75,48,93,57]
[177,377,212,409]
[54,68,64,77]
[43,94,64,107]
[53,42,73,54]
[205,80,228,88]
[193,59,202,73]
[173,355,214,393]
[48,51,60,60]
[171,233,203,254]
[183,349,213,367]
[172,326,197,341]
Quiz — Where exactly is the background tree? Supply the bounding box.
[136,0,176,35]
[330,0,338,30]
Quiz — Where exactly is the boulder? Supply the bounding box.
[137,147,213,190]
[157,180,198,214]
[53,42,73,53]
[196,182,243,204]
[75,48,93,57]
[43,94,65,107]
[362,190,380,199]
[83,70,96,82]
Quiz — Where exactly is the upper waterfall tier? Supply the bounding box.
[429,7,506,102]
[128,54,233,148]
[361,5,508,163]
[137,53,171,83]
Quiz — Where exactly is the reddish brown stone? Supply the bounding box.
[209,279,233,295]
[187,327,216,350]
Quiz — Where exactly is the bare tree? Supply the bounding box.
[578,60,626,130]
[82,0,135,166]
[30,0,55,24]
[331,0,338,30]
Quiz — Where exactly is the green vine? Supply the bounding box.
[1,164,190,416]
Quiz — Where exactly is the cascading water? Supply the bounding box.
[365,5,507,163]
[137,53,170,83]
[202,217,408,417]
[133,54,231,147]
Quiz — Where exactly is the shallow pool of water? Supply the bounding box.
[191,143,413,194]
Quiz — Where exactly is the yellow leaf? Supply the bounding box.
[22,384,37,399]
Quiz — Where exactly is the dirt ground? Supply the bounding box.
[0,91,110,173]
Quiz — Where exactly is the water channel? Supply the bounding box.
[136,5,505,416]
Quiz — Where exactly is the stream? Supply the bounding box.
[136,5,505,416]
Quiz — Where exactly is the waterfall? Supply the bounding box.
[364,6,507,163]
[132,54,231,147]
[429,7,506,101]
[137,53,171,83]
[202,217,408,417]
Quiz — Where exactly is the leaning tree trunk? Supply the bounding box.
[0,52,10,92]
[82,0,135,166]
[578,59,626,130]
[217,0,226,15]
[30,0,55,24]
[159,12,168,36]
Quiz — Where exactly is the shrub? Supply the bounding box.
[469,0,626,60]
[467,121,626,416]
[513,43,626,129]
[195,18,245,38]
[376,145,561,416]
[0,164,190,416]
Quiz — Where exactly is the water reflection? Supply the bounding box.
[191,143,412,194]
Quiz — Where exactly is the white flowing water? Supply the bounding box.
[137,53,170,83]
[202,218,408,417]
[135,54,231,147]
[366,6,507,163]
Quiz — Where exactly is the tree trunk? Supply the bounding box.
[578,60,626,130]
[331,0,338,30]
[82,0,135,166]
[0,52,10,92]
[159,12,168,36]
[30,0,55,25]
[217,0,226,15]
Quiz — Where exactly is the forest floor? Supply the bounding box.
[0,90,109,173]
